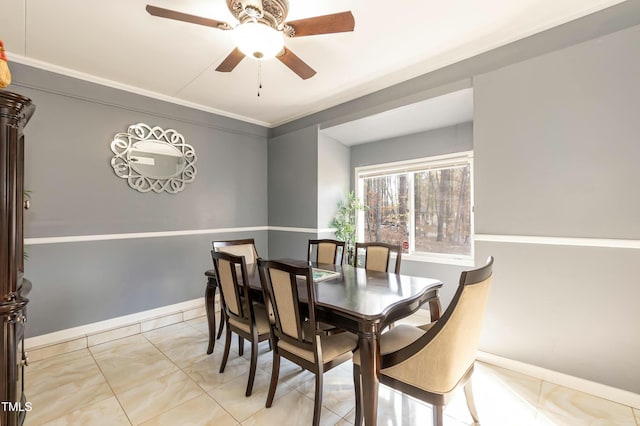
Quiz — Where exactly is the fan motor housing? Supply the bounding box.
[227,0,289,29]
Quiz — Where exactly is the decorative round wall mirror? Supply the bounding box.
[110,123,197,193]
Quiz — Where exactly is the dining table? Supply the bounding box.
[204,259,443,426]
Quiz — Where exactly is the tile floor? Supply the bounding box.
[24,311,640,426]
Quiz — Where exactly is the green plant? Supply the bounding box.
[329,190,367,265]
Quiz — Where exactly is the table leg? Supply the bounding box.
[205,278,217,354]
[358,331,380,426]
[428,297,442,322]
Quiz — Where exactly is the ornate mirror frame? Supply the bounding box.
[110,123,197,193]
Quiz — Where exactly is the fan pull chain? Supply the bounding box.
[257,62,262,97]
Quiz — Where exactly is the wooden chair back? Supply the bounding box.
[210,250,254,327]
[355,242,402,273]
[258,259,317,357]
[307,239,345,265]
[212,238,259,264]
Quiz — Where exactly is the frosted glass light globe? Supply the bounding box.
[233,22,284,60]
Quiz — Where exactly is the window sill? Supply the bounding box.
[402,254,475,267]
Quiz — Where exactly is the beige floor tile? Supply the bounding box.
[296,364,356,418]
[240,389,341,426]
[536,382,637,426]
[341,385,432,425]
[141,313,183,332]
[144,323,211,368]
[27,338,88,363]
[23,317,638,426]
[100,357,179,395]
[115,370,204,425]
[89,334,152,356]
[445,362,541,425]
[184,348,251,392]
[206,369,293,422]
[87,324,141,347]
[25,349,102,396]
[38,396,130,426]
[185,315,214,335]
[26,348,92,373]
[138,394,237,426]
[25,371,114,425]
[144,322,203,351]
[258,355,315,391]
[92,337,178,394]
[347,383,475,426]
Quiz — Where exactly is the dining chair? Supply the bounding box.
[257,259,358,426]
[212,238,261,351]
[211,250,271,397]
[307,239,346,265]
[355,241,402,273]
[352,256,494,426]
[213,238,259,264]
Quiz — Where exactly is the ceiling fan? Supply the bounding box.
[146,0,355,79]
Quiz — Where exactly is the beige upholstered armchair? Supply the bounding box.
[353,256,494,426]
[307,239,346,265]
[258,259,358,426]
[355,242,402,273]
[211,250,271,397]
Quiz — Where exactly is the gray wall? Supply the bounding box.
[350,122,472,170]
[267,127,351,259]
[14,63,269,337]
[474,24,640,393]
[267,125,318,258]
[317,133,350,229]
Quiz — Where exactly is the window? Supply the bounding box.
[356,152,473,264]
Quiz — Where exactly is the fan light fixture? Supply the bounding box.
[233,22,284,60]
[145,2,355,79]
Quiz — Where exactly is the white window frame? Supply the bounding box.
[355,151,474,266]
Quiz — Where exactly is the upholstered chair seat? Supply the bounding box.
[227,303,271,335]
[278,332,357,363]
[352,324,428,365]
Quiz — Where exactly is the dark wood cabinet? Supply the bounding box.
[1,90,35,426]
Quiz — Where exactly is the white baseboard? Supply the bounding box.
[25,297,207,350]
[477,351,640,409]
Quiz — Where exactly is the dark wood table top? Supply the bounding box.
[208,259,442,330]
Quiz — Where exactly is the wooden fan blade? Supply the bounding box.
[286,11,355,37]
[146,5,231,30]
[215,48,246,72]
[277,47,316,80]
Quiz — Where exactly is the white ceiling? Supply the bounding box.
[1,0,626,127]
[321,88,474,146]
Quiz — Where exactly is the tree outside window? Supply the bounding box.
[357,153,473,262]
